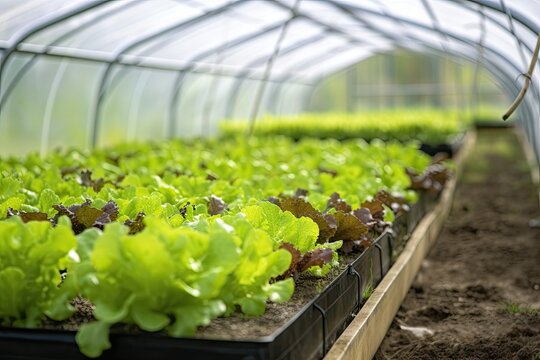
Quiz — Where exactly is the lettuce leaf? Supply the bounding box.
[0,216,77,327]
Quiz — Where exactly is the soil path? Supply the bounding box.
[375,128,540,360]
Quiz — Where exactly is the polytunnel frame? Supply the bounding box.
[262,0,399,114]
[321,0,539,101]
[460,0,540,155]
[0,1,534,103]
[0,0,538,157]
[222,4,401,118]
[0,0,317,147]
[102,11,339,137]
[89,0,254,148]
[106,4,310,137]
[165,18,297,138]
[93,0,290,140]
[1,0,395,142]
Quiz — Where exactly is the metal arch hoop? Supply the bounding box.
[166,20,290,138]
[89,0,250,148]
[224,32,330,118]
[0,0,110,117]
[0,1,134,113]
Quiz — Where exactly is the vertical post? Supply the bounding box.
[246,0,300,136]
[346,66,356,113]
[471,6,486,111]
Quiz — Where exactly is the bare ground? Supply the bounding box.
[375,129,540,360]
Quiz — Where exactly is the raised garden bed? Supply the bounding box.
[418,134,464,157]
[0,208,419,360]
[0,132,457,360]
[1,233,390,360]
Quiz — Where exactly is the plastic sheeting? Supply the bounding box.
[0,0,538,159]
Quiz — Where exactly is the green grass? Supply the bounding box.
[499,302,540,316]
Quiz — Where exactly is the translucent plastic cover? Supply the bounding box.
[0,0,538,159]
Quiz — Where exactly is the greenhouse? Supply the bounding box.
[0,0,539,359]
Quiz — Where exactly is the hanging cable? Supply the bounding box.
[499,0,540,148]
[502,34,540,120]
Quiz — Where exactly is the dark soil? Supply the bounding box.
[43,296,96,331]
[195,269,346,339]
[375,129,540,360]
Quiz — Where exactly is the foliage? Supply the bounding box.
[1,136,432,218]
[69,217,293,357]
[0,216,77,327]
[220,109,468,144]
[0,129,452,356]
[242,201,341,277]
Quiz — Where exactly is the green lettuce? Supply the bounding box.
[0,216,77,327]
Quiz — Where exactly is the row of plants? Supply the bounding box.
[0,136,451,357]
[220,109,468,144]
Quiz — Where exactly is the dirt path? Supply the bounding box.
[375,129,540,360]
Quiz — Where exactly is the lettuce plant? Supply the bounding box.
[0,216,77,327]
[242,201,342,277]
[72,216,293,357]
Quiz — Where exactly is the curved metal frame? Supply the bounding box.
[90,0,249,147]
[0,1,133,112]
[0,0,109,68]
[166,19,292,137]
[269,0,529,129]
[223,32,327,117]
[0,0,109,118]
[326,0,538,120]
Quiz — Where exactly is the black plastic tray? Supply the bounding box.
[420,133,465,158]
[0,204,425,360]
[473,120,514,129]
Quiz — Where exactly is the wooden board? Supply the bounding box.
[324,131,476,360]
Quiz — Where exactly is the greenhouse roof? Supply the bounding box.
[0,0,539,158]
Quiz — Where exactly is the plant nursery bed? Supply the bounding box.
[0,159,459,360]
[0,176,431,360]
[0,133,464,360]
[0,228,395,360]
